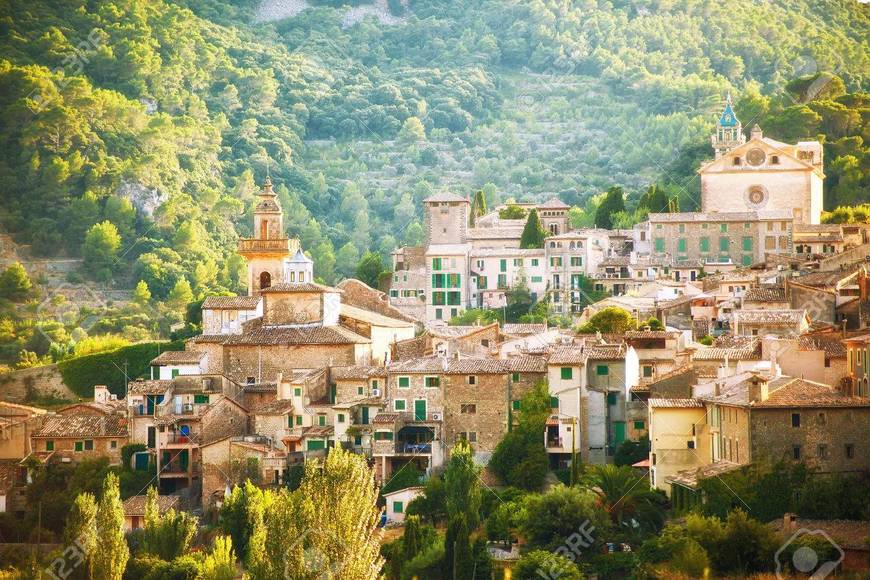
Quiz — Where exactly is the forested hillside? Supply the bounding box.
[0,0,867,367]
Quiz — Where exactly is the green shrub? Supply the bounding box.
[58,340,183,397]
[514,550,582,580]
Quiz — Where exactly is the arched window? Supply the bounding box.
[549,223,559,235]
[260,219,269,239]
[259,271,272,290]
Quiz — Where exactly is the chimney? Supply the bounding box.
[783,512,797,532]
[713,380,722,397]
[717,363,728,380]
[93,385,110,404]
[747,372,769,403]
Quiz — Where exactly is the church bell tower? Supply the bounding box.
[711,93,745,159]
[238,177,298,295]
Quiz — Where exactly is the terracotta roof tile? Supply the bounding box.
[251,399,295,415]
[502,356,548,373]
[190,334,230,344]
[202,295,261,310]
[734,309,807,326]
[798,336,846,358]
[224,325,370,346]
[388,356,507,374]
[502,323,547,336]
[666,461,743,489]
[150,350,206,365]
[123,495,179,516]
[260,282,339,294]
[128,380,173,395]
[743,287,786,303]
[649,398,705,408]
[331,366,388,380]
[34,415,128,438]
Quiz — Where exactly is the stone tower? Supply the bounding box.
[238,177,298,295]
[711,93,745,159]
[423,192,470,245]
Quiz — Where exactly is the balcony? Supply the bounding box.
[546,437,563,449]
[160,461,200,477]
[237,238,295,253]
[164,433,199,447]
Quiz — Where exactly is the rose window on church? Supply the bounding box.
[746,148,766,166]
[744,186,768,210]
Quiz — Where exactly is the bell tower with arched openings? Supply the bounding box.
[238,177,298,295]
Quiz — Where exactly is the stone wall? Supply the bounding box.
[442,373,509,453]
[0,364,77,403]
[223,344,358,383]
[750,407,870,473]
[263,292,322,325]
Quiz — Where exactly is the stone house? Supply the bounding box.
[647,398,710,494]
[150,350,208,380]
[742,286,789,310]
[701,373,870,474]
[0,401,49,460]
[122,494,179,531]
[761,335,847,387]
[338,303,416,365]
[31,415,128,464]
[732,309,810,336]
[844,333,870,397]
[624,330,690,384]
[201,295,262,335]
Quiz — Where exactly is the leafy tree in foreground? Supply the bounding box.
[489,381,551,490]
[142,486,198,561]
[443,440,482,579]
[92,473,129,580]
[514,550,583,580]
[576,306,637,334]
[82,221,122,282]
[519,209,547,249]
[519,484,611,554]
[61,492,97,580]
[201,535,237,580]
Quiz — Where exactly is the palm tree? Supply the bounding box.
[585,464,666,537]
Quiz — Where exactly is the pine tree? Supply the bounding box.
[168,277,194,313]
[470,189,488,226]
[0,262,32,301]
[82,221,121,281]
[402,515,424,561]
[132,280,151,305]
[519,209,546,249]
[595,187,626,229]
[92,473,129,580]
[442,441,481,578]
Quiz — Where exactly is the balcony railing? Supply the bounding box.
[397,442,432,454]
[237,238,295,253]
[165,433,199,445]
[546,438,563,449]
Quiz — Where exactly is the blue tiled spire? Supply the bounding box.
[718,93,739,128]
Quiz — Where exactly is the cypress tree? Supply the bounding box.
[519,209,546,248]
[92,473,129,580]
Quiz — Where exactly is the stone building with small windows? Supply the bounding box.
[31,415,129,464]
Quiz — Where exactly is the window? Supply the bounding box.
[846,444,855,459]
[771,155,779,164]
[512,400,521,411]
[460,404,477,414]
[294,387,302,397]
[550,257,563,267]
[607,392,617,405]
[570,257,582,267]
[110,440,117,449]
[194,394,208,404]
[654,238,665,252]
[733,157,741,166]
[634,421,645,430]
[357,386,364,395]
[560,367,573,380]
[457,432,478,443]
[719,237,730,252]
[513,258,522,267]
[432,274,446,289]
[642,366,653,378]
[46,440,54,451]
[337,413,345,423]
[294,415,302,426]
[398,376,410,388]
[531,276,542,283]
[477,276,488,290]
[394,400,406,411]
[742,237,753,251]
[817,412,826,425]
[435,308,442,320]
[511,373,520,382]
[596,365,609,376]
[550,396,559,409]
[75,441,84,452]
[467,375,476,385]
[432,257,442,270]
[497,274,507,289]
[791,413,801,427]
[817,444,828,459]
[742,255,752,266]
[720,223,728,233]
[84,440,94,451]
[531,259,539,267]
[318,415,326,426]
[389,289,398,298]
[700,237,710,252]
[424,376,440,388]
[678,223,685,233]
[374,431,394,441]
[393,501,404,514]
[677,238,687,253]
[500,259,507,272]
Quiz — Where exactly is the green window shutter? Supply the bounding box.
[296,416,303,426]
[719,237,729,252]
[699,237,709,252]
[597,365,609,376]
[46,440,54,451]
[742,255,752,266]
[720,223,728,233]
[654,238,665,252]
[75,441,83,452]
[511,373,520,382]
[288,415,293,428]
[432,258,441,270]
[357,386,364,395]
[394,400,406,411]
[337,414,345,423]
[742,236,752,251]
[512,400,521,410]
[677,238,687,253]
[531,259,539,266]
[393,501,404,514]
[318,415,326,426]
[550,396,559,409]
[354,436,362,446]
[560,367,573,380]
[607,392,617,405]
[500,259,507,272]
[171,369,180,378]
[643,366,653,377]
[294,387,302,396]
[634,421,646,430]
[398,376,410,388]
[194,394,208,404]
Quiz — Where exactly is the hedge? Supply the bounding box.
[58,340,184,398]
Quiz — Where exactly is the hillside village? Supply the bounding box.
[1,97,870,577]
